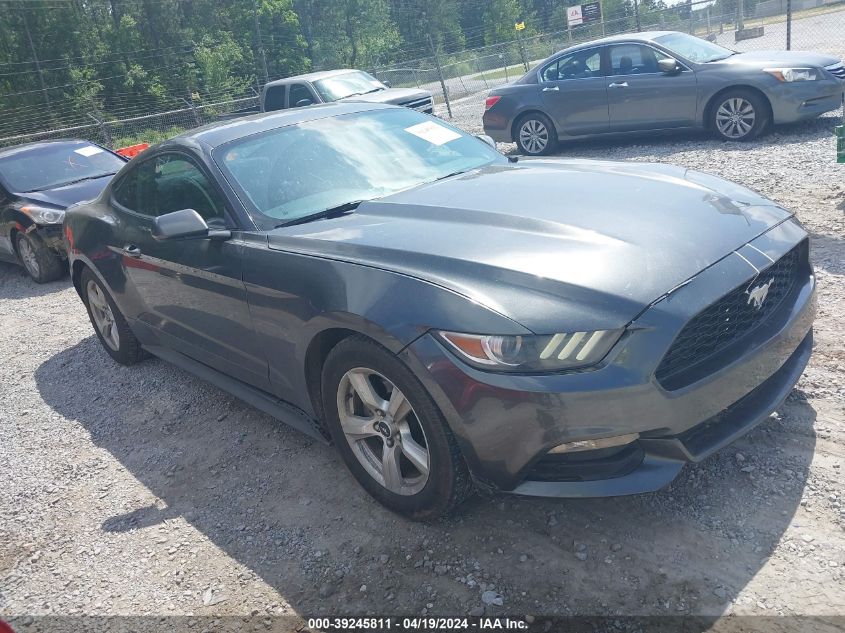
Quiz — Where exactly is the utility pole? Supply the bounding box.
[786,0,792,49]
[427,33,452,119]
[633,0,642,32]
[20,5,54,121]
[253,0,269,85]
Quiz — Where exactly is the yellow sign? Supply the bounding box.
[515,21,525,31]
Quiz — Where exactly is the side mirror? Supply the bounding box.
[295,98,313,107]
[152,209,230,241]
[476,134,496,148]
[658,58,681,74]
[383,80,392,88]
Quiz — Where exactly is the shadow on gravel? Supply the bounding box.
[0,261,70,299]
[549,112,842,156]
[35,336,817,621]
[810,232,845,277]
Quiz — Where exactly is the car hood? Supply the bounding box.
[716,50,840,69]
[267,159,792,332]
[14,173,115,209]
[341,87,431,105]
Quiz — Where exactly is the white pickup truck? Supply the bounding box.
[223,69,434,119]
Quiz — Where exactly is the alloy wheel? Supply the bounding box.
[519,119,549,154]
[86,280,120,351]
[17,237,40,279]
[336,367,430,496]
[716,97,756,139]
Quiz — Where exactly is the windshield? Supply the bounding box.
[654,32,735,63]
[313,71,386,101]
[0,141,124,192]
[214,108,503,225]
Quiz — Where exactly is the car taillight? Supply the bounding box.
[485,95,501,110]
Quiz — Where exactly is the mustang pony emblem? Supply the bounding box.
[747,278,774,310]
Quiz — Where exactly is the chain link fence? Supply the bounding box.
[371,0,845,112]
[2,0,843,150]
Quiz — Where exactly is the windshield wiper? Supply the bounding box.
[362,87,386,94]
[28,172,116,192]
[274,199,365,228]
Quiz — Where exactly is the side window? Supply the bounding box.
[112,160,155,211]
[609,44,661,75]
[151,155,226,222]
[540,49,601,82]
[264,85,286,112]
[289,83,313,107]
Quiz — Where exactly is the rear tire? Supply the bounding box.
[514,112,557,156]
[15,231,64,283]
[710,89,769,142]
[321,336,474,520]
[81,267,146,366]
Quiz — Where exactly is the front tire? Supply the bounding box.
[81,267,146,365]
[710,89,769,141]
[322,336,474,520]
[15,231,64,283]
[514,112,557,156]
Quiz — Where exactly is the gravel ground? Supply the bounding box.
[1,98,844,631]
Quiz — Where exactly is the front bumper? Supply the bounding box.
[400,220,815,496]
[769,78,845,124]
[35,224,67,257]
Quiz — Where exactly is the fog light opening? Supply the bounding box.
[549,433,640,454]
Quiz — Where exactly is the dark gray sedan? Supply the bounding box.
[483,31,845,154]
[65,103,814,519]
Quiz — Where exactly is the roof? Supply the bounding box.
[559,30,677,53]
[175,101,392,149]
[263,68,362,87]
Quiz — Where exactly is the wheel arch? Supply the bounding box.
[703,85,773,130]
[301,317,417,427]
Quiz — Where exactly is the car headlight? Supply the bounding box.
[21,205,65,225]
[764,67,819,82]
[437,329,624,373]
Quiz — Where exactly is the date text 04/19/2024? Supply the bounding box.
[306,617,529,630]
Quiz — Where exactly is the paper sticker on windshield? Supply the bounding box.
[405,121,461,146]
[74,145,104,157]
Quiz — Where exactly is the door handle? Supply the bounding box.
[542,85,560,92]
[123,244,142,258]
[608,81,629,88]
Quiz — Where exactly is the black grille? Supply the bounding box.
[826,62,845,79]
[655,244,802,390]
[400,96,434,113]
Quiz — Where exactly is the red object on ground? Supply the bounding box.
[0,619,16,633]
[115,143,149,159]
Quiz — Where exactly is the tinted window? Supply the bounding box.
[541,49,601,81]
[114,154,225,222]
[608,44,665,75]
[214,108,503,225]
[264,86,286,112]
[0,141,124,192]
[289,84,313,108]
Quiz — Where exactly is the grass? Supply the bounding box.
[473,62,533,82]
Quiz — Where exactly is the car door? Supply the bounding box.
[605,43,698,132]
[0,185,16,261]
[112,152,271,390]
[538,47,609,136]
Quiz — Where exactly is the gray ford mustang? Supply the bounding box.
[65,103,815,519]
[483,30,845,154]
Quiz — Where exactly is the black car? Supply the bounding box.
[0,139,126,282]
[65,104,814,519]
